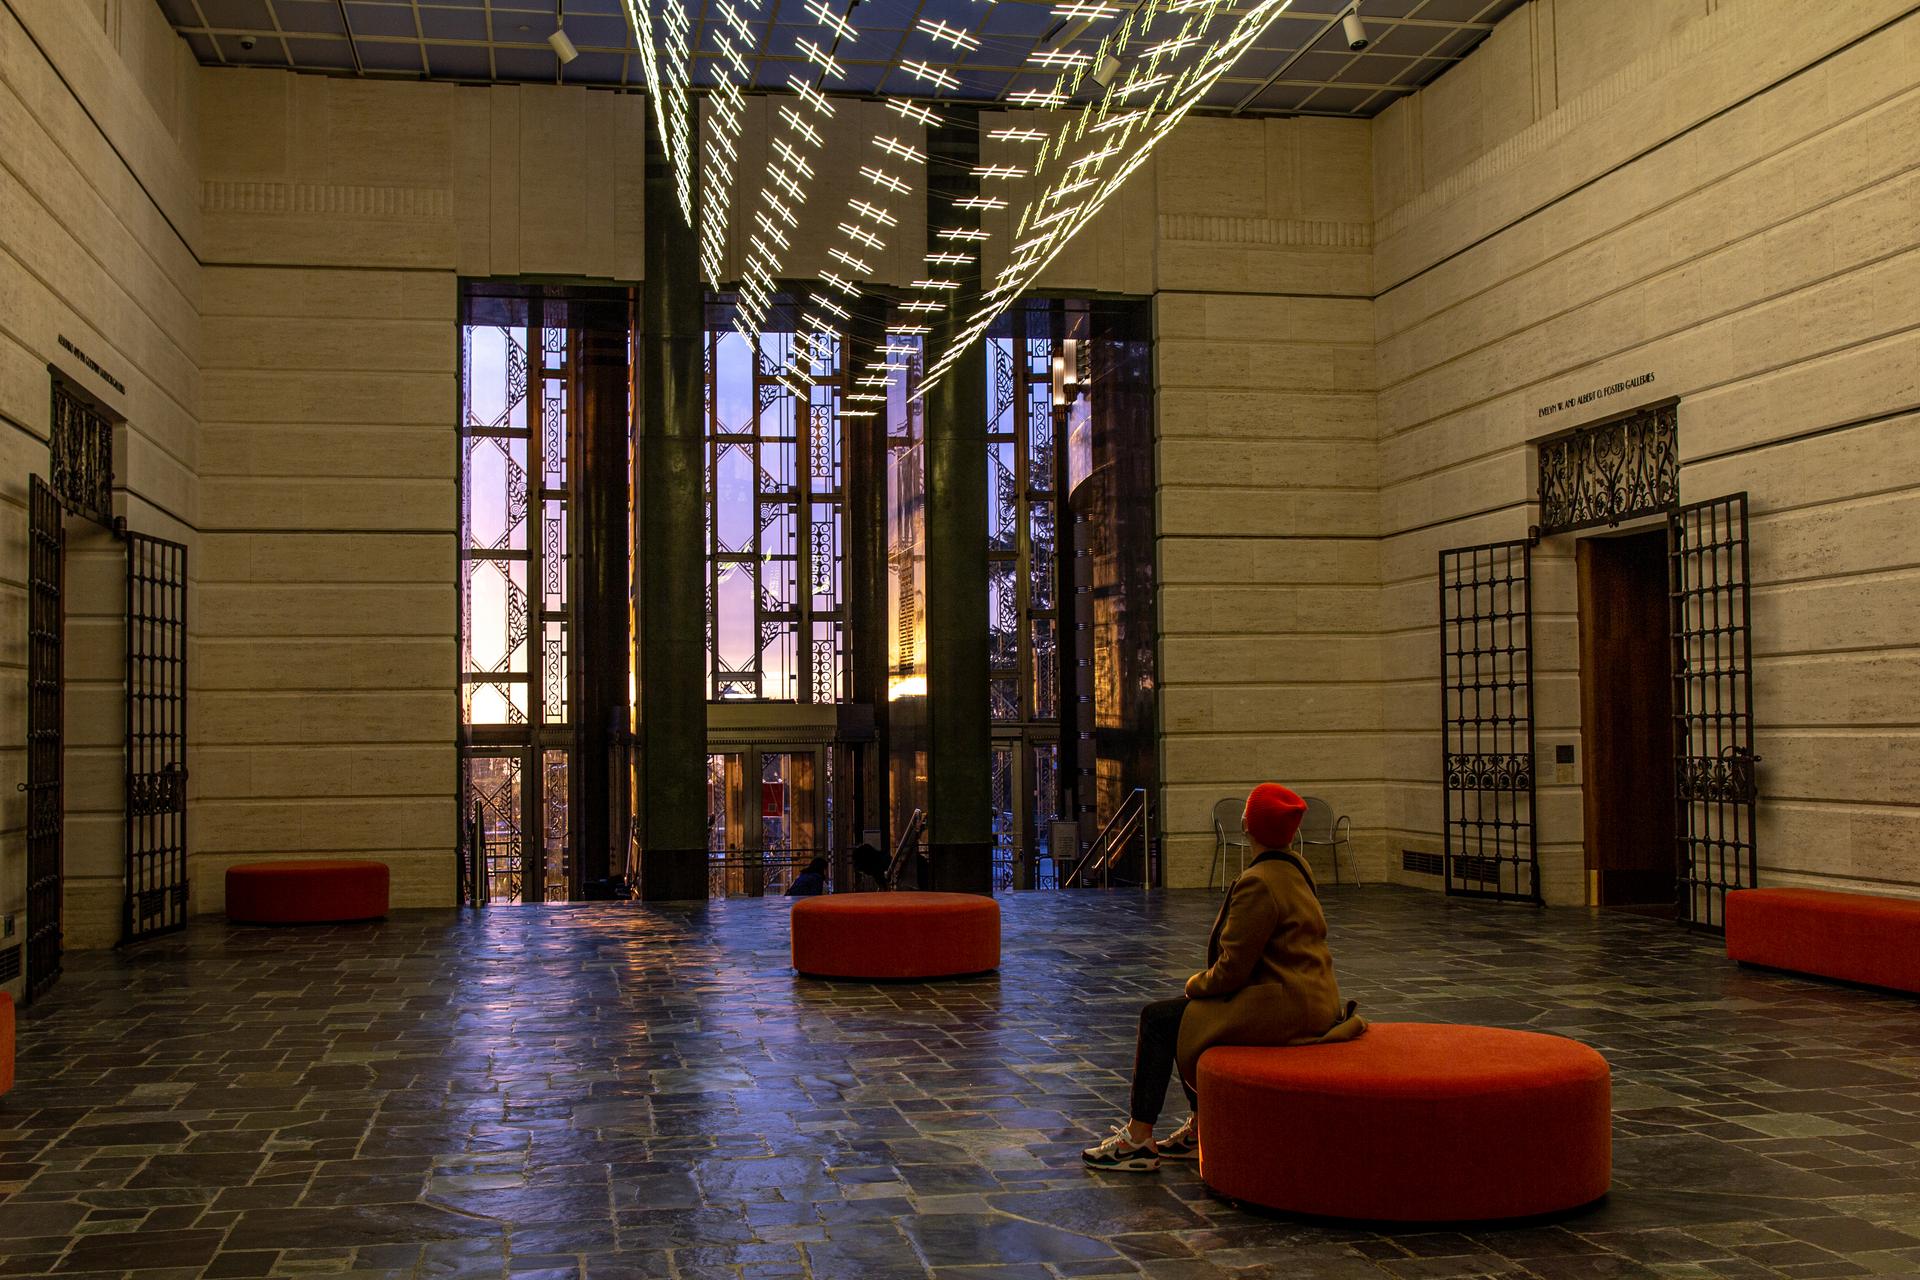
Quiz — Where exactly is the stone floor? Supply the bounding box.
[6,886,1920,1280]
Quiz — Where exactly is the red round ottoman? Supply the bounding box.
[791,891,999,979]
[226,860,390,924]
[1198,1023,1610,1222]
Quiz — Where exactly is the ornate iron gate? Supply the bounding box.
[1669,493,1759,930]
[25,477,65,1001]
[125,532,189,942]
[1439,539,1540,902]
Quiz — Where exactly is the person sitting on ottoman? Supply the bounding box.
[1083,782,1366,1171]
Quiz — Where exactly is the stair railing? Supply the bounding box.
[1062,788,1153,889]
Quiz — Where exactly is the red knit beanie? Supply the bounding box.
[1243,783,1308,851]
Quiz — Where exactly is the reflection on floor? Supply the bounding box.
[7,886,1920,1280]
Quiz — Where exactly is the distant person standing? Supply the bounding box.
[786,856,829,897]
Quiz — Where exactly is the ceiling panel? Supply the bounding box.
[165,0,1524,118]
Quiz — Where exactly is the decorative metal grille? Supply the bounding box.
[458,298,574,903]
[1537,403,1678,535]
[703,304,848,702]
[985,303,1063,729]
[125,532,189,942]
[1438,538,1540,903]
[25,477,65,1001]
[51,379,113,525]
[984,301,1072,885]
[1669,493,1759,931]
[465,754,525,903]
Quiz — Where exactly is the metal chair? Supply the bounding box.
[1294,796,1350,886]
[1209,796,1250,891]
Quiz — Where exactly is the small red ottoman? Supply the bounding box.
[226,860,389,924]
[791,891,999,979]
[1726,888,1920,994]
[1198,1023,1611,1222]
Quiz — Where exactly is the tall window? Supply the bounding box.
[985,301,1077,888]
[459,293,575,902]
[704,301,848,702]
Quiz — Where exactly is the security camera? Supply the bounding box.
[1341,9,1369,51]
[238,34,257,51]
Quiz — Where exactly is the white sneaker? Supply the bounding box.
[1081,1123,1160,1172]
[1157,1115,1198,1161]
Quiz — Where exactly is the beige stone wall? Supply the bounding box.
[0,0,201,972]
[1371,0,1920,900]
[189,71,646,912]
[1149,117,1381,889]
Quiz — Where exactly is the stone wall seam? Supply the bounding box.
[201,181,453,219]
[1379,0,1752,233]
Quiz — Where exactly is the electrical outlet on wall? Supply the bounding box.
[1,912,13,937]
[1555,743,1577,786]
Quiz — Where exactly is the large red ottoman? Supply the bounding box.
[1726,888,1920,994]
[1198,1023,1611,1222]
[226,860,390,924]
[791,891,999,979]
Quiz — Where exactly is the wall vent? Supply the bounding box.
[0,943,20,983]
[1401,850,1442,876]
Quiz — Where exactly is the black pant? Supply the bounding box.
[1130,997,1197,1125]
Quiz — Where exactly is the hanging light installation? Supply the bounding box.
[621,0,1297,404]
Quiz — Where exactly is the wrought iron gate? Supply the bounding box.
[125,532,189,942]
[1439,538,1540,902]
[1669,493,1758,930]
[24,477,64,1001]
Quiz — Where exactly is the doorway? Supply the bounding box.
[1577,529,1676,908]
[706,746,825,897]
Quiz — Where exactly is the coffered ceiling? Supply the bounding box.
[158,0,1523,116]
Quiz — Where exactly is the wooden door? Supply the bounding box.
[1578,530,1676,907]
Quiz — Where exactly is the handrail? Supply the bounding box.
[886,808,927,889]
[1062,788,1152,889]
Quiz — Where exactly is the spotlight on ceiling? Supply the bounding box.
[1091,53,1123,89]
[1341,7,1369,51]
[549,26,580,64]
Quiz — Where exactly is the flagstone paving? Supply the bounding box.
[6,886,1920,1279]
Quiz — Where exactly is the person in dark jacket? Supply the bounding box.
[786,856,829,897]
[1083,783,1366,1172]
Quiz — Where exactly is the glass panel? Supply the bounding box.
[463,558,528,680]
[463,679,528,725]
[464,436,526,551]
[542,749,569,902]
[463,325,527,431]
[991,746,1015,891]
[704,299,847,702]
[1032,743,1060,890]
[988,561,1018,674]
[465,754,523,903]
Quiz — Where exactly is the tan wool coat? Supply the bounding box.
[1175,849,1366,1083]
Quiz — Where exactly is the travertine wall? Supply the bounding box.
[189,71,647,912]
[1148,118,1383,889]
[1371,0,1920,900]
[0,0,201,972]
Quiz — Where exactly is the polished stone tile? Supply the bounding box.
[5,888,1920,1279]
